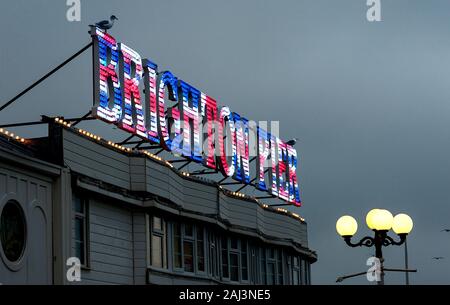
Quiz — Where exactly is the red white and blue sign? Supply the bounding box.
[90,27,301,206]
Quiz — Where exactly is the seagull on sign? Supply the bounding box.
[91,15,118,32]
[286,138,297,146]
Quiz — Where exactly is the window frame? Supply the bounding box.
[144,216,309,285]
[195,226,207,275]
[149,215,168,269]
[291,255,301,285]
[182,224,195,273]
[172,222,183,271]
[170,222,208,275]
[249,244,259,284]
[73,194,90,269]
[220,236,230,280]
[260,247,267,284]
[276,249,284,285]
[208,231,220,279]
[228,237,240,283]
[240,239,249,283]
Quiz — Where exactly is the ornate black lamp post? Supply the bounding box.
[336,209,413,285]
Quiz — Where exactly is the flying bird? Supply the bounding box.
[286,138,298,146]
[91,15,118,32]
[432,257,445,260]
[441,229,450,232]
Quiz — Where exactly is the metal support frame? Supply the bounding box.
[341,231,409,285]
[177,161,192,171]
[0,112,95,129]
[40,114,96,124]
[154,148,164,155]
[336,267,417,283]
[249,169,269,184]
[255,195,276,199]
[0,42,93,113]
[218,176,228,184]
[0,121,47,129]
[139,145,162,150]
[69,111,93,127]
[118,135,136,145]
[219,182,242,186]
[166,159,191,163]
[236,183,252,192]
[268,203,291,207]
[190,170,218,176]
[134,140,148,149]
[164,103,178,115]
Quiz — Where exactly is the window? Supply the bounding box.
[219,236,250,283]
[292,256,300,285]
[183,224,194,272]
[150,216,167,269]
[267,261,275,285]
[260,248,266,284]
[208,232,219,278]
[173,223,182,269]
[277,249,284,285]
[221,236,229,279]
[301,260,309,285]
[307,261,311,285]
[73,194,88,267]
[146,218,307,285]
[267,248,276,285]
[241,240,248,281]
[249,246,259,284]
[229,252,239,281]
[0,200,26,263]
[171,222,208,274]
[229,238,239,282]
[196,227,205,272]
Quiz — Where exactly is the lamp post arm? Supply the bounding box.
[343,236,375,248]
[383,234,407,247]
[383,268,417,273]
[336,271,368,283]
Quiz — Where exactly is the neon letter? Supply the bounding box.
[256,127,270,191]
[277,139,289,201]
[217,107,235,177]
[119,43,145,136]
[90,27,122,123]
[269,134,278,196]
[232,113,250,183]
[179,81,201,162]
[287,145,301,206]
[201,93,218,169]
[157,71,178,151]
[143,59,159,143]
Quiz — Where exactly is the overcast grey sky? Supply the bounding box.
[1,0,450,284]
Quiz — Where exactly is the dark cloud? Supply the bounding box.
[1,0,450,284]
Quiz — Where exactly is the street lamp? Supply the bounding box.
[336,209,413,284]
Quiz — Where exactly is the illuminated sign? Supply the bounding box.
[90,27,301,206]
